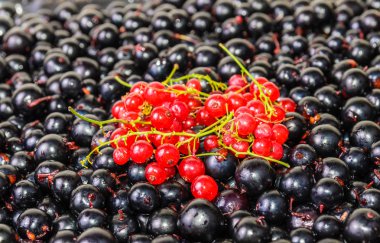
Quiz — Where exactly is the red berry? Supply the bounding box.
[222,131,237,146]
[130,140,154,164]
[144,82,167,106]
[234,106,254,117]
[130,81,148,96]
[270,142,284,160]
[243,92,254,102]
[178,157,205,182]
[155,143,180,167]
[186,78,201,91]
[228,74,248,88]
[247,100,265,116]
[249,77,267,96]
[270,105,286,122]
[205,94,228,118]
[124,93,144,112]
[178,130,200,155]
[195,107,216,126]
[227,93,247,112]
[272,124,289,144]
[145,162,167,185]
[170,101,190,121]
[110,128,135,149]
[182,116,196,130]
[169,84,190,103]
[191,175,218,201]
[164,166,176,179]
[231,140,249,158]
[235,113,257,136]
[150,106,174,131]
[204,135,219,152]
[254,123,273,139]
[252,138,272,156]
[263,82,280,102]
[113,147,130,165]
[111,100,126,119]
[278,97,296,112]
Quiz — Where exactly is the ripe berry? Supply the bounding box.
[235,113,257,136]
[205,94,228,118]
[191,175,218,201]
[150,106,174,131]
[113,147,130,165]
[145,162,167,185]
[155,143,180,167]
[272,124,289,144]
[178,157,205,182]
[130,140,154,164]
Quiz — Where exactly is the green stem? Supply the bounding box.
[219,142,290,168]
[114,76,132,88]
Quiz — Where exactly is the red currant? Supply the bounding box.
[155,143,180,167]
[203,135,219,152]
[124,93,144,112]
[111,100,126,119]
[195,107,216,126]
[278,97,296,112]
[263,82,280,102]
[272,124,289,144]
[178,130,200,155]
[130,81,148,96]
[150,106,174,131]
[191,175,218,201]
[270,141,284,160]
[227,93,247,112]
[145,162,167,185]
[231,140,249,158]
[228,74,248,88]
[144,82,167,106]
[254,123,273,139]
[247,100,265,116]
[235,113,257,136]
[252,138,272,156]
[205,94,228,118]
[178,157,205,182]
[113,147,130,165]
[130,140,154,164]
[170,101,190,121]
[186,78,201,91]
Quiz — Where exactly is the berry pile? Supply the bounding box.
[0,0,379,242]
[73,46,291,201]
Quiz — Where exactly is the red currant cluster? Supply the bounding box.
[71,44,295,201]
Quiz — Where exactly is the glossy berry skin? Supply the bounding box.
[77,208,107,231]
[311,178,344,211]
[279,166,315,202]
[0,224,17,243]
[70,184,105,215]
[178,157,205,182]
[147,208,178,236]
[191,175,218,201]
[308,124,342,157]
[290,228,315,243]
[77,227,115,243]
[205,94,228,118]
[350,121,380,150]
[128,182,160,213]
[313,215,341,240]
[130,140,154,164]
[343,208,380,243]
[359,189,380,213]
[256,190,288,224]
[214,189,249,215]
[155,144,180,168]
[235,158,275,196]
[16,208,51,241]
[204,150,236,182]
[145,162,167,185]
[233,216,270,243]
[178,199,223,243]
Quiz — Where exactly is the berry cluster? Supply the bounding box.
[71,45,291,201]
